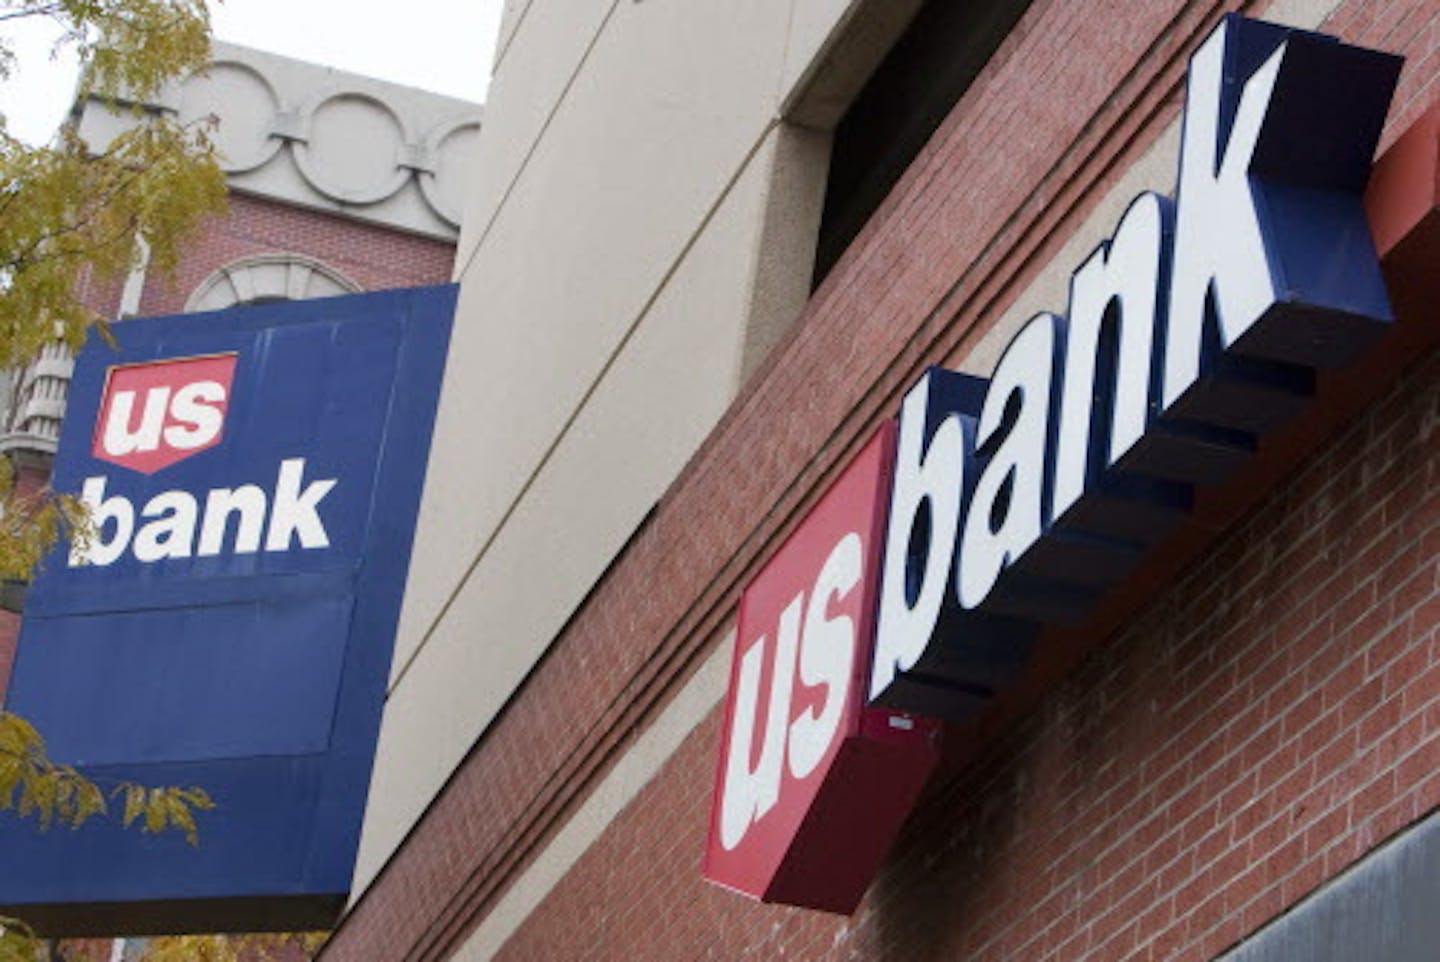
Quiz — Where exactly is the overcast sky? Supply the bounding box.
[1,0,504,144]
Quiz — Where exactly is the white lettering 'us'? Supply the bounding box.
[101,380,227,457]
[70,458,337,566]
[719,532,861,851]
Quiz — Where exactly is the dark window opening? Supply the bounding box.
[812,0,1034,287]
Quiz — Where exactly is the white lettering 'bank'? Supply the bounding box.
[869,16,1398,713]
[72,458,338,566]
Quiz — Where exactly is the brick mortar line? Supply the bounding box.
[1057,640,1440,962]
[448,645,732,961]
[1191,803,1440,958]
[413,619,734,962]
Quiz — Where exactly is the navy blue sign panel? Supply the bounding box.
[0,284,456,935]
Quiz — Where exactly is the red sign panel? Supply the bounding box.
[703,423,941,914]
[92,354,237,474]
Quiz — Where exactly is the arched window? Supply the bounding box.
[186,254,363,312]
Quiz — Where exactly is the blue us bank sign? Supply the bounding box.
[0,284,456,935]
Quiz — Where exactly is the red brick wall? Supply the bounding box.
[136,193,455,317]
[320,1,1440,960]
[0,610,20,706]
[493,344,1439,961]
[72,264,129,323]
[66,195,453,324]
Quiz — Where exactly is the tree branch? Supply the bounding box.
[0,5,65,25]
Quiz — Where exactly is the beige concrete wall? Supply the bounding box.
[352,0,907,897]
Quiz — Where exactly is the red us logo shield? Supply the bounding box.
[703,423,942,914]
[92,354,238,474]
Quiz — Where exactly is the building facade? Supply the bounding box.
[318,0,1438,959]
[331,1,1440,962]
